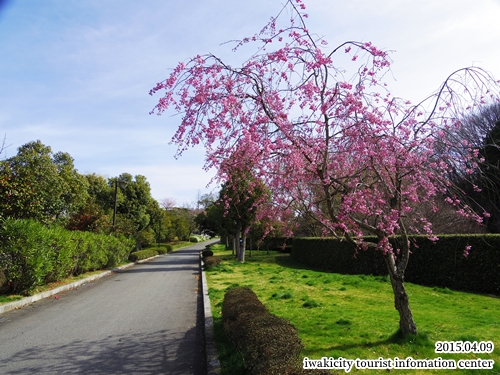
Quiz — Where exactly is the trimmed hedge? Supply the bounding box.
[203,256,222,269]
[0,218,134,294]
[221,236,292,252]
[201,249,214,258]
[128,249,159,262]
[222,287,304,375]
[291,235,500,295]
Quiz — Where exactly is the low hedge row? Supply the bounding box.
[0,218,135,294]
[292,235,500,295]
[222,287,304,375]
[128,249,159,262]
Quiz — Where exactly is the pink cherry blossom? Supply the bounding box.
[150,0,500,336]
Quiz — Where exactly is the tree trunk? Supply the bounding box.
[238,233,247,263]
[384,250,417,336]
[235,225,241,261]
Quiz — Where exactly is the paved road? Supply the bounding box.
[0,241,216,375]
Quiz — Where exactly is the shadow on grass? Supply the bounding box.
[309,330,432,358]
[274,253,327,271]
[212,316,247,375]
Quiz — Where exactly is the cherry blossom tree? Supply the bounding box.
[150,0,499,336]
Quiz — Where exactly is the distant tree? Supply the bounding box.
[160,197,177,210]
[169,208,192,241]
[449,103,500,232]
[195,190,236,241]
[67,174,114,233]
[114,173,156,250]
[151,207,173,243]
[0,140,88,223]
[197,192,216,211]
[86,173,115,212]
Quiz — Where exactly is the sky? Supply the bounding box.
[1,0,500,206]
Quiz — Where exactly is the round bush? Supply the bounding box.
[202,249,214,258]
[128,249,158,262]
[203,256,222,269]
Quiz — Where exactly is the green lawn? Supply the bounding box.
[205,245,500,375]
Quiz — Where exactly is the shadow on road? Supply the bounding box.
[2,326,204,375]
[124,250,200,274]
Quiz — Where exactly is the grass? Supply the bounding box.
[0,294,23,304]
[205,245,500,375]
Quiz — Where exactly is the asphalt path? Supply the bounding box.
[0,241,217,375]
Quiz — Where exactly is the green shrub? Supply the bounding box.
[44,225,78,282]
[128,249,159,262]
[137,229,155,248]
[145,246,168,255]
[165,244,173,253]
[203,256,222,269]
[189,236,199,243]
[0,218,134,294]
[0,219,55,293]
[222,287,303,375]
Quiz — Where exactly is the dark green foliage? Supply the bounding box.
[203,256,222,269]
[255,236,293,251]
[271,291,293,300]
[336,318,351,326]
[0,269,8,293]
[292,235,500,295]
[165,244,173,252]
[222,287,304,375]
[0,218,134,294]
[302,299,320,308]
[202,249,214,258]
[128,249,159,262]
[0,141,89,223]
[143,245,168,255]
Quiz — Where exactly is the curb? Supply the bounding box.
[0,255,159,315]
[201,255,222,375]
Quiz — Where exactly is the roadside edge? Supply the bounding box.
[201,254,222,375]
[0,255,159,315]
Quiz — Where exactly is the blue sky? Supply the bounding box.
[1,0,499,206]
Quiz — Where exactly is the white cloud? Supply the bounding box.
[1,0,500,205]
